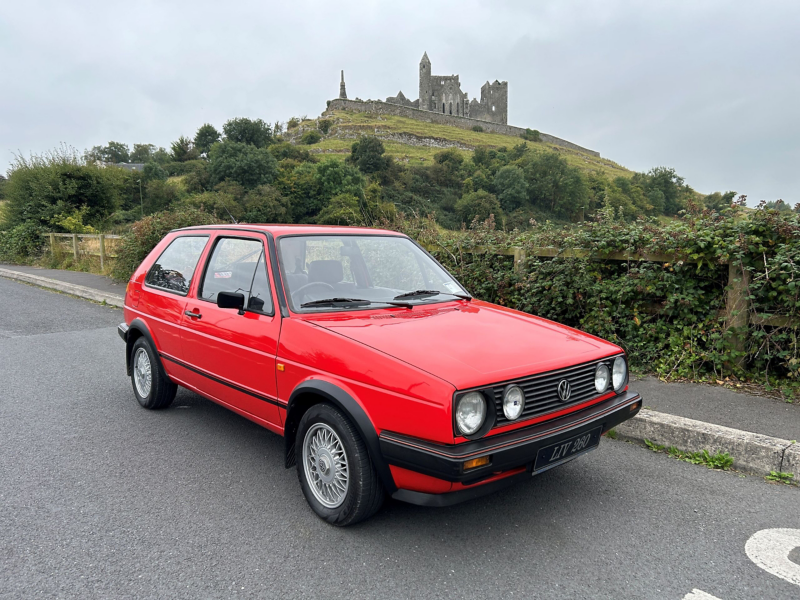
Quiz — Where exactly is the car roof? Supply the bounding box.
[172,224,407,238]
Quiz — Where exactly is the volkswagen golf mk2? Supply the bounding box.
[119,225,641,525]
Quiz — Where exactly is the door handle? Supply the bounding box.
[184,310,202,319]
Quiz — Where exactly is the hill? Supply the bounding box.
[285,109,633,181]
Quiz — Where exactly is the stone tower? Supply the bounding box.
[339,70,347,99]
[418,52,431,111]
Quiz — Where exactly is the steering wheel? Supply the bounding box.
[291,281,335,306]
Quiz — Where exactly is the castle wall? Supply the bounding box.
[325,98,600,157]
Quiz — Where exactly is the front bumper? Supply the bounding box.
[381,390,641,505]
[117,322,129,341]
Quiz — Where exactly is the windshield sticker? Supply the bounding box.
[444,282,461,293]
[214,271,232,279]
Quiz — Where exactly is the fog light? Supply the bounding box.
[463,456,490,471]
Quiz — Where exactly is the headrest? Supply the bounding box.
[308,260,343,285]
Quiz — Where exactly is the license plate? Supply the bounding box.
[533,426,603,473]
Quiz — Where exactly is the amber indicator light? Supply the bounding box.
[630,402,640,412]
[277,364,285,372]
[463,456,490,471]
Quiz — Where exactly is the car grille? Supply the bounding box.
[490,356,620,428]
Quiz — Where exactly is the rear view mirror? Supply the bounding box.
[217,291,245,315]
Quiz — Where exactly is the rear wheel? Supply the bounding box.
[296,404,384,526]
[130,337,177,410]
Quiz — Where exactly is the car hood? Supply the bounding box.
[304,300,621,390]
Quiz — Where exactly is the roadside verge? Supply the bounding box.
[0,267,124,308]
[616,409,799,478]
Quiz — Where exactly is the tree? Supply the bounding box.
[765,199,793,213]
[316,193,362,225]
[130,143,156,163]
[170,136,199,162]
[194,124,221,156]
[348,136,389,173]
[522,152,588,219]
[104,141,130,163]
[493,165,528,211]
[704,191,737,212]
[222,117,274,148]
[455,190,501,224]
[242,185,290,223]
[633,167,689,216]
[208,140,278,189]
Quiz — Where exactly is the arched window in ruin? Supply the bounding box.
[449,102,452,115]
[442,103,445,113]
[456,103,459,115]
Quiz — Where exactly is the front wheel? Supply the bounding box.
[296,404,384,526]
[130,337,177,410]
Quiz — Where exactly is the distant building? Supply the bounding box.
[112,163,146,172]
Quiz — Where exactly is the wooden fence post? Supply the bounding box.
[724,259,750,366]
[99,234,106,271]
[49,232,55,255]
[513,247,526,273]
[72,234,79,260]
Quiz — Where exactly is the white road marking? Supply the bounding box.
[683,590,723,600]
[745,528,800,587]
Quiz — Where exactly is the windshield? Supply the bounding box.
[278,235,468,312]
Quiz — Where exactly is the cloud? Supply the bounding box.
[1,0,797,203]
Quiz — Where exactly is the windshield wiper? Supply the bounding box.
[392,289,472,301]
[300,297,413,309]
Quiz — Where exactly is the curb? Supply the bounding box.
[616,409,798,478]
[0,267,124,308]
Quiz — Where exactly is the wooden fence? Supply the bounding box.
[42,233,122,270]
[425,243,796,364]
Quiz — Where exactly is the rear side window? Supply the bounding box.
[145,236,208,295]
[199,237,274,314]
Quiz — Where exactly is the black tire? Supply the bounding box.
[130,337,177,410]
[296,404,385,526]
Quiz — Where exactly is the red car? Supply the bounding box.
[119,224,641,525]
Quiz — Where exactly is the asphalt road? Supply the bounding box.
[1,277,798,600]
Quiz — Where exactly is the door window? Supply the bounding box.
[199,237,273,314]
[145,235,208,295]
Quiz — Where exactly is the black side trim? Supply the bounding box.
[159,352,284,408]
[117,322,129,341]
[266,232,289,318]
[381,391,641,483]
[392,470,530,507]
[285,380,397,494]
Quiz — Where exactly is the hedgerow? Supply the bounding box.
[383,203,800,392]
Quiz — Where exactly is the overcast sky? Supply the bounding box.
[1,0,798,204]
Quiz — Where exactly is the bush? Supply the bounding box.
[318,119,333,135]
[0,222,45,262]
[521,128,541,142]
[301,130,322,145]
[383,205,800,389]
[471,125,484,132]
[208,140,278,189]
[111,208,219,281]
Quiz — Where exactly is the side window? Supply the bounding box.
[145,236,208,295]
[199,237,273,314]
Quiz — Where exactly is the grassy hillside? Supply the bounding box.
[286,109,632,180]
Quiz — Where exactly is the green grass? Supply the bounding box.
[300,110,634,178]
[644,439,735,471]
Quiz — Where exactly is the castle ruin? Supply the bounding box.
[382,52,508,124]
[328,52,600,157]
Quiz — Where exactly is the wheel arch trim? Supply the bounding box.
[285,380,397,494]
[124,318,169,382]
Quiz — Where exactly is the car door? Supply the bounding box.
[179,233,283,431]
[138,234,210,368]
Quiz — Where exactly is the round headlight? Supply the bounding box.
[456,392,486,436]
[612,356,627,391]
[595,363,610,393]
[502,385,525,420]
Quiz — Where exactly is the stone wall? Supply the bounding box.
[325,98,600,157]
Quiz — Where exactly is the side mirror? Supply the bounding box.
[217,291,245,315]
